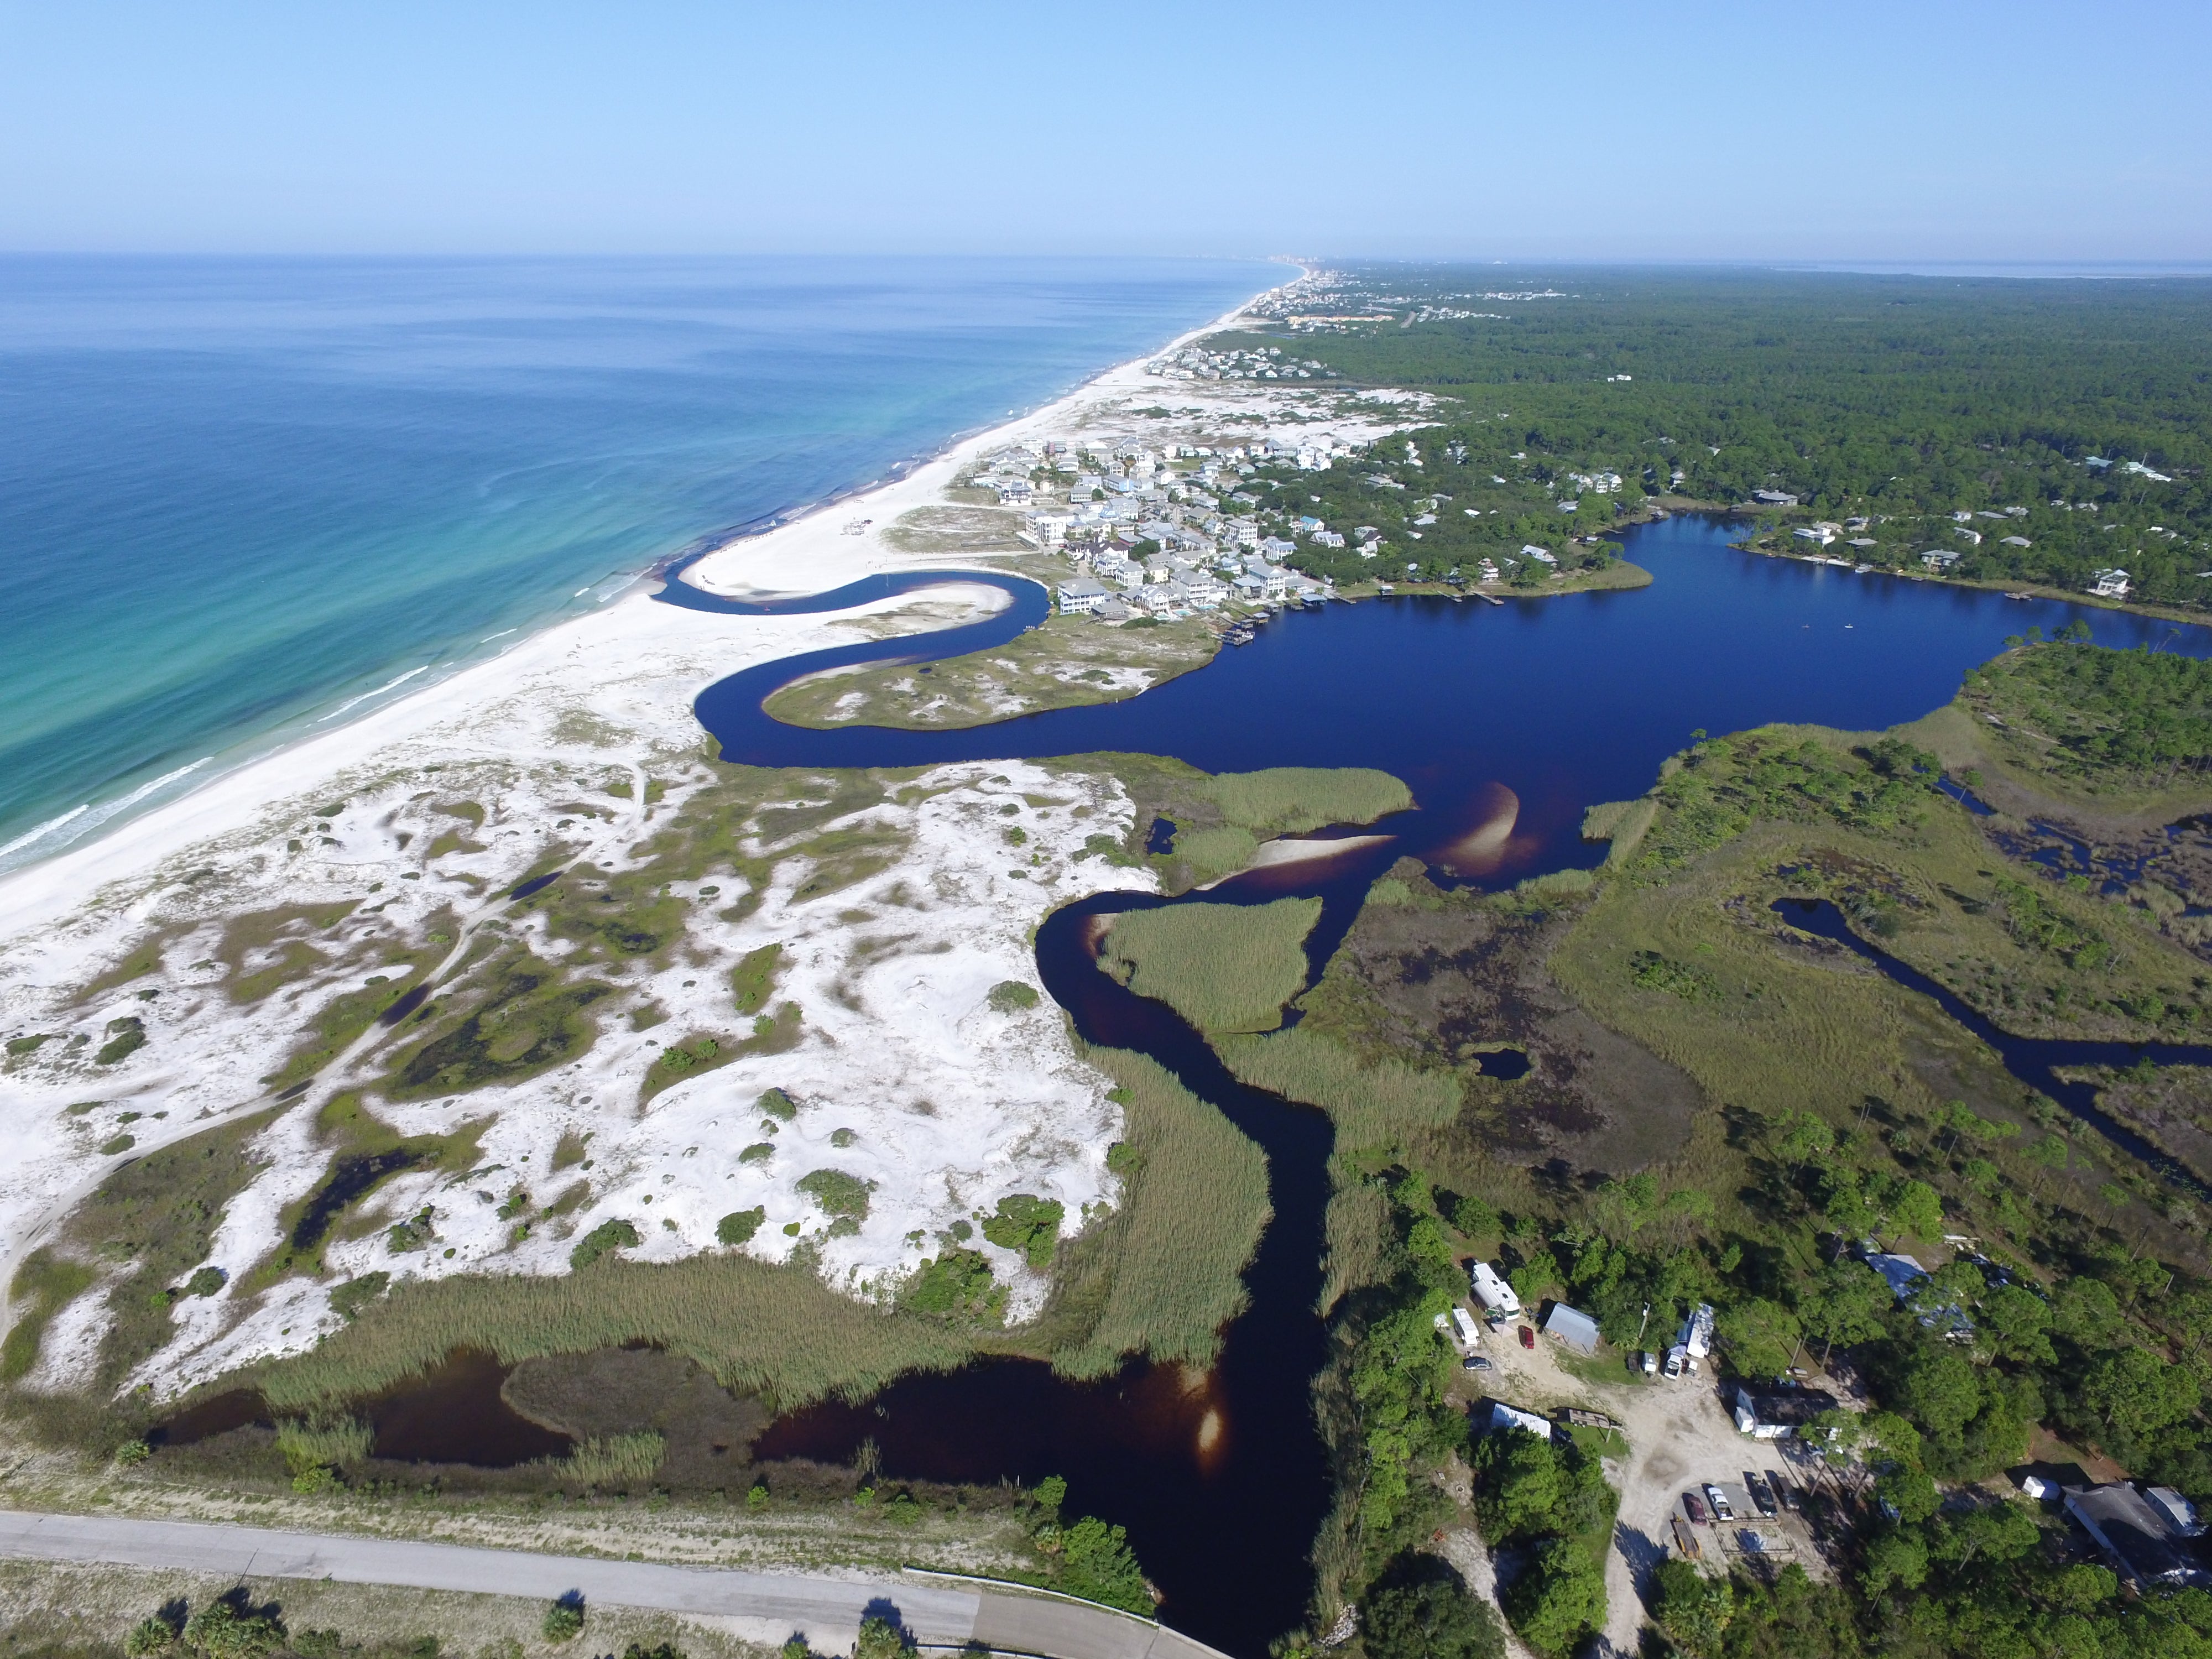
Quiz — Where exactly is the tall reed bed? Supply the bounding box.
[1043,1048,1271,1376]
[1099,897,1320,1032]
[255,1253,976,1414]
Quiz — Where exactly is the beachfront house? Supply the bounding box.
[2090,568,2131,598]
[1233,573,1266,603]
[1057,578,1108,617]
[1921,549,1961,571]
[1521,544,1558,566]
[1792,526,1835,546]
[1752,489,1799,507]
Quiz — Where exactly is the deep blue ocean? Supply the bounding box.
[0,255,1280,870]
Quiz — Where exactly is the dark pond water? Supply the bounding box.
[671,518,2212,1654]
[152,1348,573,1467]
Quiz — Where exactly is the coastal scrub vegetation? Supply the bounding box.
[763,611,1220,731]
[1961,637,2212,797]
[1098,896,1321,1032]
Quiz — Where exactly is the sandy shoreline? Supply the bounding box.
[0,272,1297,947]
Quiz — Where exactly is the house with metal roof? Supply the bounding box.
[1542,1304,1601,1357]
[2065,1483,2211,1588]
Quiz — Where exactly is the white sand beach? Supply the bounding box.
[0,265,1438,1396]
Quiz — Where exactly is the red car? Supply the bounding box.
[1519,1324,1536,1350]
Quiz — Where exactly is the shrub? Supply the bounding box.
[328,1271,390,1321]
[854,1618,913,1659]
[568,1218,641,1270]
[988,980,1040,1012]
[738,1142,774,1164]
[1500,1541,1606,1657]
[1057,1515,1152,1614]
[124,1617,176,1656]
[183,1265,226,1298]
[795,1168,873,1221]
[542,1596,585,1642]
[904,1249,997,1317]
[1360,1555,1505,1659]
[758,1087,798,1121]
[716,1207,766,1245]
[181,1599,284,1659]
[981,1193,1065,1268]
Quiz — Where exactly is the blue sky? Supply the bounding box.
[3,0,2208,260]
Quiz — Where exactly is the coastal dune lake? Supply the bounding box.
[676,516,2212,1651]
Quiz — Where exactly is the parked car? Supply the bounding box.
[1774,1475,1802,1513]
[1464,1354,1493,1373]
[1683,1491,1710,1525]
[1519,1324,1536,1350]
[1640,1350,1659,1375]
[1745,1472,1779,1519]
[1705,1484,1736,1522]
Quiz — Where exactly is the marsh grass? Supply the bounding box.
[251,1251,978,1414]
[563,1430,665,1489]
[1099,897,1321,1032]
[1215,1026,1462,1150]
[1031,1048,1270,1375]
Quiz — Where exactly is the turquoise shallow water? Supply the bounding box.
[0,255,1278,870]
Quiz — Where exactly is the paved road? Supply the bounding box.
[0,1509,1226,1659]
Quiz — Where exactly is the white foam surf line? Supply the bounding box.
[0,757,214,875]
[316,666,427,722]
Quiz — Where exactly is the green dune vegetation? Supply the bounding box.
[764,611,1222,731]
[1099,896,1321,1032]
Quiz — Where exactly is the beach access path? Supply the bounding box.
[0,1507,1232,1659]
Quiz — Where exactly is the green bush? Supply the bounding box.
[795,1168,873,1220]
[904,1249,998,1317]
[717,1207,766,1245]
[568,1218,641,1270]
[854,1622,912,1659]
[181,1599,285,1659]
[980,1193,1065,1267]
[987,979,1041,1012]
[1360,1556,1504,1659]
[758,1087,798,1121]
[542,1598,585,1642]
[1056,1515,1152,1614]
[328,1271,389,1321]
[1501,1540,1605,1657]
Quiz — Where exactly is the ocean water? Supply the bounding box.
[0,254,1280,871]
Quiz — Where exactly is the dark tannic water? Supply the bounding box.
[159,518,2212,1655]
[671,517,2212,1651]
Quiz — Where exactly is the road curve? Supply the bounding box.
[0,1509,1230,1659]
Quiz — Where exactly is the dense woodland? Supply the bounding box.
[1220,269,2212,604]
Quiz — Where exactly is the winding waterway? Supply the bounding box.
[657,517,2212,1653]
[159,520,2212,1655]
